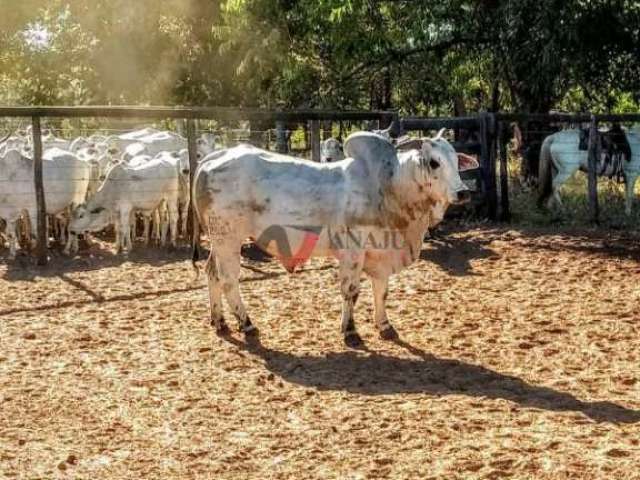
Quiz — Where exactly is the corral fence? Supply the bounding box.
[2,106,639,266]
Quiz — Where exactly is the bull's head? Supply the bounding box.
[413,129,479,206]
[69,204,111,235]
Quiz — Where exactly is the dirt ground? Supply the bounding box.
[1,226,639,479]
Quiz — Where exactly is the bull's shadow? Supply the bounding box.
[420,233,498,276]
[227,336,640,425]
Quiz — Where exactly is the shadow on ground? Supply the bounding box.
[226,335,640,425]
[420,232,499,276]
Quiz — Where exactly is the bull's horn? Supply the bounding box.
[434,128,446,140]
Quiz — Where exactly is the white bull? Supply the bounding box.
[69,156,180,252]
[192,131,478,345]
[0,148,90,257]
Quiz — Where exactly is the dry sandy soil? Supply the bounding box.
[1,226,639,479]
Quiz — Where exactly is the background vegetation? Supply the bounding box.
[1,0,638,115]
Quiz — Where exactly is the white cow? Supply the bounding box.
[320,138,345,163]
[107,127,161,151]
[192,130,478,345]
[0,148,90,257]
[69,155,180,252]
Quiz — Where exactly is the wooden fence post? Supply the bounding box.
[498,121,511,221]
[275,120,288,154]
[32,116,48,266]
[479,113,498,220]
[587,114,599,224]
[309,119,321,162]
[186,119,199,244]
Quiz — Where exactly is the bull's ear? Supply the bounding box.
[457,153,479,172]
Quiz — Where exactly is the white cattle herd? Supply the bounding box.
[0,127,217,257]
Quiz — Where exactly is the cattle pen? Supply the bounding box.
[1,107,640,479]
[5,106,639,266]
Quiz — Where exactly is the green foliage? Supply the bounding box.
[0,0,638,114]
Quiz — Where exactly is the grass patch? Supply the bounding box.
[506,154,640,231]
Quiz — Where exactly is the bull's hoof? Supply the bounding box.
[379,325,399,341]
[344,331,363,348]
[242,323,259,337]
[211,318,229,335]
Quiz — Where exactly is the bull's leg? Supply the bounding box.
[57,214,68,246]
[142,215,151,245]
[27,210,39,251]
[114,216,123,253]
[153,210,161,244]
[217,250,257,335]
[180,200,189,237]
[371,275,397,340]
[7,220,18,258]
[167,205,179,248]
[205,251,227,333]
[624,172,638,216]
[64,233,78,256]
[117,208,132,253]
[339,252,365,347]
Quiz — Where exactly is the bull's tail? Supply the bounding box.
[537,134,555,208]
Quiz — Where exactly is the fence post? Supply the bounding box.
[587,114,599,224]
[309,120,321,162]
[378,113,393,130]
[275,120,288,154]
[186,119,199,244]
[32,116,48,266]
[479,112,498,220]
[498,121,511,221]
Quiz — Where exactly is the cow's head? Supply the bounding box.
[419,129,478,206]
[178,149,191,175]
[320,138,344,163]
[69,204,111,234]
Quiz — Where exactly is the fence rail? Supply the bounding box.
[0,106,395,122]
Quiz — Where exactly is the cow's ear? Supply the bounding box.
[457,153,479,172]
